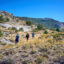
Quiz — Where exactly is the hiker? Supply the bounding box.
[26,33,29,40]
[61,61,64,64]
[15,33,19,44]
[32,32,35,38]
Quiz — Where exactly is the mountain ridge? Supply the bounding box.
[0,11,64,29]
[17,17,64,29]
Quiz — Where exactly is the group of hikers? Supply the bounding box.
[15,32,35,44]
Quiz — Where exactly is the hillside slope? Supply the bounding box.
[0,11,25,25]
[0,11,64,29]
[0,31,64,64]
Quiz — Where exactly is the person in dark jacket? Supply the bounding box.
[26,33,29,40]
[32,32,35,38]
[15,33,19,44]
[61,61,64,64]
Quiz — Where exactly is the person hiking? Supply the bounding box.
[61,61,64,64]
[32,32,35,38]
[26,33,29,40]
[15,33,19,44]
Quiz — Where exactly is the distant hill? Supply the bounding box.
[17,17,64,29]
[0,11,64,29]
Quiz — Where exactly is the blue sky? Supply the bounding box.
[0,0,64,22]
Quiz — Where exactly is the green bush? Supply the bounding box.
[1,43,6,46]
[15,30,18,33]
[6,18,10,21]
[30,50,36,54]
[11,27,18,33]
[37,24,43,30]
[53,34,59,38]
[26,21,32,26]
[0,15,4,23]
[37,58,42,64]
[12,27,17,30]
[56,28,60,32]
[0,31,3,37]
[8,27,11,30]
[44,30,48,34]
[19,27,23,31]
[33,28,38,32]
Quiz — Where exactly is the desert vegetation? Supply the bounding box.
[0,29,64,64]
[26,21,33,26]
[0,15,4,23]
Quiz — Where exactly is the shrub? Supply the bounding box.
[56,28,60,32]
[37,24,43,30]
[1,43,6,46]
[30,50,36,54]
[8,27,11,30]
[44,30,48,34]
[19,27,23,31]
[53,34,59,38]
[12,27,17,30]
[11,27,18,33]
[0,15,4,23]
[15,30,18,33]
[0,31,3,37]
[6,18,10,21]
[26,21,32,26]
[36,58,42,64]
[33,28,38,32]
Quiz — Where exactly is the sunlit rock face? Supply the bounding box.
[54,22,64,29]
[0,23,12,28]
[0,23,32,32]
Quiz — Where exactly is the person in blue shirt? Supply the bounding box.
[32,32,35,38]
[15,33,19,44]
[62,61,64,64]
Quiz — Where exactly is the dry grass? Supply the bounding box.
[0,30,64,64]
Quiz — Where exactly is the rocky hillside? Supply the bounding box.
[0,11,25,25]
[0,11,64,29]
[0,11,32,32]
[0,11,15,22]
